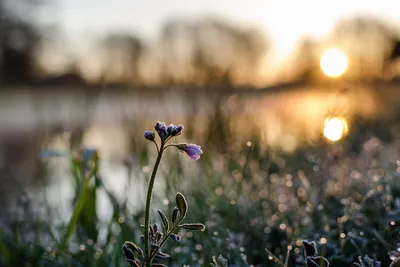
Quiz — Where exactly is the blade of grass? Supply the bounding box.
[59,155,98,252]
[265,248,285,267]
[284,246,292,267]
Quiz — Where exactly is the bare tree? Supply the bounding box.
[331,16,395,79]
[158,17,269,87]
[102,33,145,85]
[290,37,321,82]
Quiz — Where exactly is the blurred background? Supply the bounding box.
[2,0,400,266]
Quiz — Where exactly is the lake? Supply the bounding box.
[1,81,400,226]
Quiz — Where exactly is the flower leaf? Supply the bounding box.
[123,243,141,267]
[303,240,318,257]
[180,223,205,231]
[171,207,179,224]
[169,234,181,242]
[150,242,160,249]
[155,251,170,259]
[124,241,144,258]
[307,256,330,267]
[390,257,400,267]
[306,257,320,267]
[175,193,188,221]
[157,209,169,233]
[123,244,135,261]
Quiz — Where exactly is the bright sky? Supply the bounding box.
[40,0,400,82]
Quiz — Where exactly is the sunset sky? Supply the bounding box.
[38,0,400,83]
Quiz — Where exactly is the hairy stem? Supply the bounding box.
[149,226,177,261]
[144,142,165,266]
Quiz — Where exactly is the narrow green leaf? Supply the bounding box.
[180,223,206,231]
[157,210,169,232]
[60,170,96,252]
[175,193,188,221]
[152,264,167,267]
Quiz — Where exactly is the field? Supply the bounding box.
[1,83,400,267]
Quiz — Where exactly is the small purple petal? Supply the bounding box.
[182,144,203,161]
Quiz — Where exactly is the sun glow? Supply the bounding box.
[323,116,348,142]
[320,49,348,78]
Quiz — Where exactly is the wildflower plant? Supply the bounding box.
[353,255,382,267]
[302,240,330,267]
[123,121,205,267]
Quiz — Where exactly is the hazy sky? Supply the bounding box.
[39,0,400,82]
[54,0,399,52]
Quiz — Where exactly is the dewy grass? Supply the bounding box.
[123,122,205,267]
[6,116,400,267]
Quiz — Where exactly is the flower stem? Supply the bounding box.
[144,142,164,266]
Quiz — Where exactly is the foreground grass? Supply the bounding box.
[1,115,400,267]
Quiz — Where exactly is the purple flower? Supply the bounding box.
[166,124,184,136]
[154,121,168,138]
[167,124,176,135]
[174,125,184,136]
[153,121,185,139]
[178,144,203,161]
[83,148,98,160]
[144,131,155,141]
[158,124,168,138]
[154,121,163,131]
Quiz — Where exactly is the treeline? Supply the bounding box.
[1,0,400,89]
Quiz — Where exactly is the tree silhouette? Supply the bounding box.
[330,16,394,79]
[102,33,145,85]
[290,37,321,82]
[0,0,42,86]
[159,17,269,87]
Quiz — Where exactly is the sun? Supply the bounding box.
[320,48,348,78]
[323,116,348,142]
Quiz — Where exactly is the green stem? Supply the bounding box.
[144,142,165,267]
[60,159,98,252]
